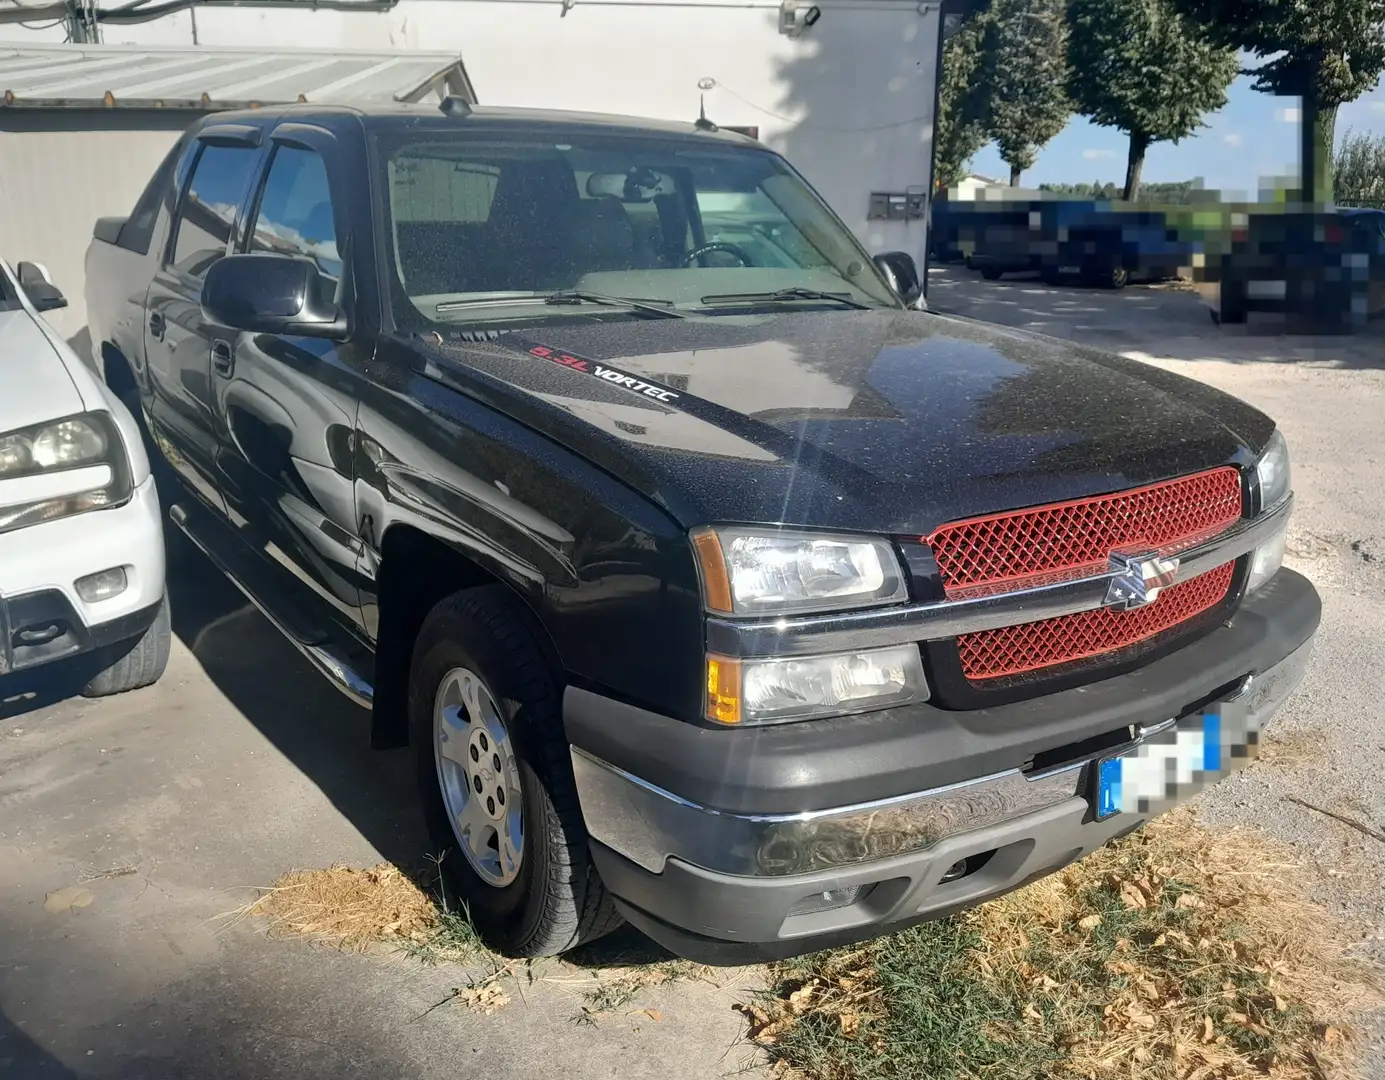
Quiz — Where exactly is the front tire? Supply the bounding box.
[82,595,171,698]
[409,586,621,957]
[981,267,1003,281]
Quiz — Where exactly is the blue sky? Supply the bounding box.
[970,71,1385,198]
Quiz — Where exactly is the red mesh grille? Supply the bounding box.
[926,468,1243,596]
[958,563,1235,681]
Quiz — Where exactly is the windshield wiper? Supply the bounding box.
[434,290,684,319]
[543,290,685,319]
[698,287,872,310]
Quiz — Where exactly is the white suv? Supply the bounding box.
[0,260,168,698]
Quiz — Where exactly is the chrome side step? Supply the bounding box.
[169,502,375,708]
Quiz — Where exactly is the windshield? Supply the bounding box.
[375,131,901,326]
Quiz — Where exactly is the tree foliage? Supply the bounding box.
[981,0,1072,185]
[1066,0,1237,201]
[1165,0,1385,200]
[1164,0,1385,106]
[1334,130,1385,205]
[935,10,995,189]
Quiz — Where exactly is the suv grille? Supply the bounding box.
[925,468,1244,683]
[957,562,1235,680]
[926,467,1243,596]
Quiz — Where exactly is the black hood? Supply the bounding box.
[414,308,1275,535]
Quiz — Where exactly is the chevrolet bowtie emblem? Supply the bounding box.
[1104,551,1181,610]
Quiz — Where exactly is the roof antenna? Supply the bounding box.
[439,94,472,117]
[694,78,718,132]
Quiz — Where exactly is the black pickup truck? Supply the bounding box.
[84,100,1319,965]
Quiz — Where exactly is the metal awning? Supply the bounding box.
[0,42,475,110]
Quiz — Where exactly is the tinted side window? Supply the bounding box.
[168,144,258,279]
[119,133,190,255]
[247,146,341,281]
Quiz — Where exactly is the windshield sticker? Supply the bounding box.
[527,344,681,403]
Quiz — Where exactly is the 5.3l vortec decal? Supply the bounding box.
[528,344,681,403]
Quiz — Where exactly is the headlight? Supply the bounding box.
[1255,429,1291,512]
[0,412,132,536]
[706,645,928,725]
[692,527,908,616]
[0,415,109,477]
[1247,527,1287,593]
[1247,430,1291,593]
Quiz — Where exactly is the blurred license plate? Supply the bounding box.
[1095,708,1246,821]
[1059,266,1081,274]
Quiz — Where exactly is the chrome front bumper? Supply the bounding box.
[572,636,1314,880]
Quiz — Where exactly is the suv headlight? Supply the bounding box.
[706,645,929,726]
[1255,429,1291,512]
[1248,429,1291,593]
[692,527,908,616]
[0,412,133,535]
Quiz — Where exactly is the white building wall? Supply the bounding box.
[0,118,184,340]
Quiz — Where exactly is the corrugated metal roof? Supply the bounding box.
[0,42,475,110]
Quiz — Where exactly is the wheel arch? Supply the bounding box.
[369,522,564,751]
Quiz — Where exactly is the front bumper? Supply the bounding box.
[0,477,165,679]
[567,569,1319,963]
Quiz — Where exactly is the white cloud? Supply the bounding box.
[1276,107,1302,123]
[1081,148,1116,161]
[1223,133,1244,148]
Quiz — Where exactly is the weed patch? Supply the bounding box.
[744,810,1383,1079]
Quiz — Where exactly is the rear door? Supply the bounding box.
[208,122,369,632]
[144,125,265,514]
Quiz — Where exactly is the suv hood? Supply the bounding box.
[417,308,1275,534]
[0,308,83,435]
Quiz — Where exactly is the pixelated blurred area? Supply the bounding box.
[931,188,1385,334]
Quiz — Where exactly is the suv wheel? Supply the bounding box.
[82,594,171,697]
[409,586,621,957]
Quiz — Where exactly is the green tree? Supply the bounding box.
[1066,0,1237,202]
[1334,129,1385,204]
[934,10,995,189]
[982,0,1072,186]
[1165,0,1385,202]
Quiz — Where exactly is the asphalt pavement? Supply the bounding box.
[4,268,1384,1078]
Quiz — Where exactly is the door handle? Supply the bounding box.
[211,339,234,377]
[148,311,165,340]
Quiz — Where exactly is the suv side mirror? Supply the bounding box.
[873,251,923,306]
[16,260,67,313]
[201,253,346,339]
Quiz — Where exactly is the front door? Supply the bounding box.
[209,130,368,633]
[144,137,263,515]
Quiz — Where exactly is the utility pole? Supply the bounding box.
[65,0,102,42]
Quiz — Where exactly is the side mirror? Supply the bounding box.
[201,253,346,338]
[873,251,923,307]
[16,261,67,313]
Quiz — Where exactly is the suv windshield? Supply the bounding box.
[375,130,902,325]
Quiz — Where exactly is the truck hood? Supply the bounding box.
[0,309,84,436]
[417,308,1276,534]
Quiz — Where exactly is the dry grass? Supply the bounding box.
[238,863,483,963]
[1258,729,1326,769]
[746,810,1385,1080]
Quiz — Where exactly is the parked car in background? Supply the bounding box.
[0,259,169,699]
[86,101,1317,966]
[963,202,1193,289]
[1200,207,1385,327]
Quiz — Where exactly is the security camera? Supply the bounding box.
[779,1,823,38]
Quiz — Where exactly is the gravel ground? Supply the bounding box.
[931,267,1385,1070]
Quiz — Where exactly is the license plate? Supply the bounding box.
[1095,711,1233,821]
[1059,266,1081,275]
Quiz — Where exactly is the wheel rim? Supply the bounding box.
[432,667,524,888]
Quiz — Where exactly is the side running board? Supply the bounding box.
[168,501,376,709]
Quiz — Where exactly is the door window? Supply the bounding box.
[248,146,342,285]
[167,143,259,279]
